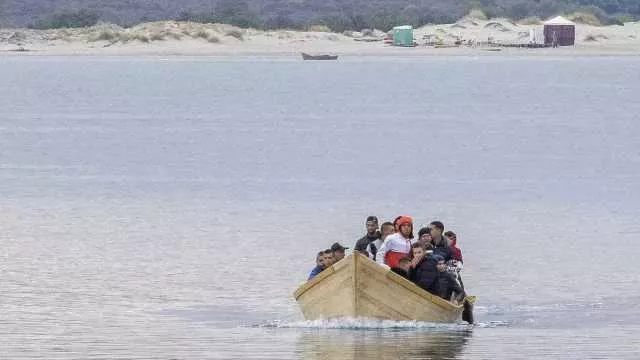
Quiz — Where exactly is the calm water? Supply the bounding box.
[1,55,640,359]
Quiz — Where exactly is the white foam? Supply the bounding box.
[259,317,474,331]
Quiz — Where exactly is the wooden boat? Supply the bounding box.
[293,251,467,323]
[301,52,338,60]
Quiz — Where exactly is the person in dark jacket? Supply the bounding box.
[412,252,439,290]
[331,242,349,262]
[307,251,326,280]
[428,221,453,261]
[391,257,412,280]
[353,216,380,258]
[432,257,465,303]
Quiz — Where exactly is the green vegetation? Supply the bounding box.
[8,0,640,31]
[31,9,99,29]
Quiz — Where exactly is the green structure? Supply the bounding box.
[392,25,414,47]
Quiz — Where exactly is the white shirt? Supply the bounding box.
[375,233,413,265]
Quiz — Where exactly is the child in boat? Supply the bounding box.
[307,251,326,280]
[376,216,414,268]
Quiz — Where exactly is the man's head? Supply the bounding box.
[429,221,445,239]
[444,230,457,244]
[316,251,325,268]
[323,249,334,267]
[380,222,395,239]
[397,216,413,238]
[365,216,379,235]
[418,227,432,243]
[330,242,348,261]
[411,243,425,259]
[397,257,412,272]
[434,255,446,272]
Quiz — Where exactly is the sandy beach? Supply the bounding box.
[1,17,639,57]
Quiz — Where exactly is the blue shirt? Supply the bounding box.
[308,266,324,280]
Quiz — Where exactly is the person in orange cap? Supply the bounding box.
[376,216,414,268]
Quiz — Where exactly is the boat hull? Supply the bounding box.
[301,52,338,60]
[293,252,463,322]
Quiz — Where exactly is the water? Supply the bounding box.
[1,55,640,359]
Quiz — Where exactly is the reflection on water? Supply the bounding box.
[295,329,472,360]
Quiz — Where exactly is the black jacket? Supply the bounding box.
[353,233,380,258]
[391,267,410,280]
[412,255,438,292]
[430,237,453,262]
[433,271,465,302]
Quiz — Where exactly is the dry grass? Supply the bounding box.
[308,24,331,33]
[467,9,488,21]
[193,30,209,39]
[225,29,244,40]
[568,12,602,26]
[149,32,166,41]
[88,28,119,42]
[584,34,598,41]
[518,16,542,25]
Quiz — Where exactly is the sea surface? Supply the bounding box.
[1,55,639,359]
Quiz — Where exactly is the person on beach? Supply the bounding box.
[307,251,326,280]
[376,216,414,268]
[353,216,381,259]
[330,242,348,262]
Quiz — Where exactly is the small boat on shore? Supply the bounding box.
[301,52,338,60]
[293,251,471,323]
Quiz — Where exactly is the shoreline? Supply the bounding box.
[1,19,639,57]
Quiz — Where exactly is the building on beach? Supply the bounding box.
[392,25,414,47]
[543,16,576,46]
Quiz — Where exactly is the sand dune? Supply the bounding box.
[1,18,639,56]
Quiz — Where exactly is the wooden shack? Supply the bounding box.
[543,16,576,46]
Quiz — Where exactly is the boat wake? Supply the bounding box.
[258,317,476,331]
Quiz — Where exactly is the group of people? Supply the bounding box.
[308,215,467,305]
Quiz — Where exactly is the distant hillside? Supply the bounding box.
[1,0,638,29]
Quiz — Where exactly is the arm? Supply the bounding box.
[353,236,368,252]
[375,237,391,265]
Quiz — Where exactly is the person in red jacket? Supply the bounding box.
[444,230,463,262]
[376,216,414,268]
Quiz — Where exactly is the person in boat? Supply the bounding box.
[331,242,348,262]
[409,242,426,270]
[353,216,381,259]
[428,221,453,261]
[369,221,395,261]
[444,230,464,288]
[308,251,326,280]
[392,216,403,232]
[444,230,463,262]
[432,255,465,304]
[322,249,334,267]
[412,247,439,291]
[390,257,412,280]
[376,216,414,268]
[416,227,432,248]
